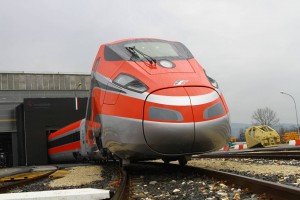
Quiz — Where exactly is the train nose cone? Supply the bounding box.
[143,87,194,154]
[143,87,230,155]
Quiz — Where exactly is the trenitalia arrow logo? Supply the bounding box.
[174,80,189,86]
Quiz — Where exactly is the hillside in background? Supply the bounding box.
[230,123,250,138]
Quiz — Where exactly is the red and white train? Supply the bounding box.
[48,38,231,166]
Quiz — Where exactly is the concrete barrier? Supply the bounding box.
[289,140,296,146]
[0,188,111,200]
[289,140,300,146]
[234,144,247,150]
[223,146,230,151]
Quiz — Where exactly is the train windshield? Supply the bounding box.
[125,42,179,58]
[104,39,194,61]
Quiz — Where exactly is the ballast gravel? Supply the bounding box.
[5,158,300,199]
[128,162,260,200]
[189,158,300,187]
[129,158,300,199]
[7,163,120,194]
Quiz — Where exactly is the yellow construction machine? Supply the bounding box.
[244,125,281,148]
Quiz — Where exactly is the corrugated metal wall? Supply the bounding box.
[0,73,90,90]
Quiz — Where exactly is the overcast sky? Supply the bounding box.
[0,0,300,125]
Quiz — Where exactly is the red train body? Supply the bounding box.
[48,38,231,165]
[48,120,82,162]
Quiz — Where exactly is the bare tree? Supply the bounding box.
[251,107,280,127]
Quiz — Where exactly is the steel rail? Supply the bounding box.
[110,161,300,199]
[121,161,300,199]
[245,146,300,152]
[196,152,300,159]
[195,147,300,160]
[195,167,300,200]
[111,167,129,200]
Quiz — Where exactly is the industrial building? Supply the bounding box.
[0,72,90,167]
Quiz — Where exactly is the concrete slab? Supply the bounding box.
[31,165,58,172]
[0,188,111,200]
[0,167,31,178]
[0,165,57,178]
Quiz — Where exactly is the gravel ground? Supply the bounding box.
[5,158,300,199]
[128,158,300,199]
[7,163,120,194]
[48,165,103,187]
[189,158,300,188]
[128,163,260,200]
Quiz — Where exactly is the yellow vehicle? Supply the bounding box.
[245,125,280,148]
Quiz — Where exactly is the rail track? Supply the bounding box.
[195,146,300,160]
[199,167,300,200]
[112,166,129,200]
[114,161,300,200]
[1,153,300,199]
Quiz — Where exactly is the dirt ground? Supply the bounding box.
[48,165,103,188]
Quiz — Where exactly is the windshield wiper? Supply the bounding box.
[126,46,156,65]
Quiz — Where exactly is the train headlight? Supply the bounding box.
[113,73,149,93]
[158,59,175,69]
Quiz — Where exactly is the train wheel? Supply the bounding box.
[178,157,188,166]
[162,159,170,165]
[119,159,130,167]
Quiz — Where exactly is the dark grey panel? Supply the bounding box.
[204,102,225,119]
[0,103,18,132]
[23,98,87,165]
[149,107,183,121]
